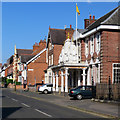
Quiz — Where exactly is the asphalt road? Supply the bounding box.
[1,89,102,119]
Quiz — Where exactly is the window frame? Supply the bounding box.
[96,33,101,54]
[90,35,94,56]
[112,63,120,83]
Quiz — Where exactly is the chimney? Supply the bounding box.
[65,25,74,40]
[84,15,97,29]
[89,14,91,19]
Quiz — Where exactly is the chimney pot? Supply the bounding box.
[93,15,95,19]
[70,25,72,28]
[89,15,91,19]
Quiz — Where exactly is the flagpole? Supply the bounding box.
[76,3,78,63]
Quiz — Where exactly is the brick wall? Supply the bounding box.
[53,45,63,66]
[100,31,120,83]
[33,40,46,55]
[27,50,48,85]
[81,39,86,62]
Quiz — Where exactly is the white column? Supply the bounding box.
[87,68,91,85]
[65,68,68,92]
[53,72,55,91]
[61,70,64,92]
[45,73,47,84]
[78,70,81,86]
[82,68,86,86]
[56,71,59,92]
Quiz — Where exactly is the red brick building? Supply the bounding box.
[45,25,74,92]
[45,6,120,93]
[26,40,47,85]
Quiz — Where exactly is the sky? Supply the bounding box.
[1,2,119,64]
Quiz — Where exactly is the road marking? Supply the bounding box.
[21,103,30,107]
[11,98,18,102]
[12,91,115,119]
[6,96,9,98]
[35,109,52,118]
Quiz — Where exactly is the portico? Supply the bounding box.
[51,64,88,93]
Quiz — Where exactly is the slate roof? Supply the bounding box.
[77,29,87,34]
[21,55,35,63]
[16,49,34,63]
[48,29,66,45]
[83,6,120,34]
[17,49,33,56]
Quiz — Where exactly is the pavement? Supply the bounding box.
[5,88,120,119]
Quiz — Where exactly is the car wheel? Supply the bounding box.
[76,94,82,100]
[44,90,48,94]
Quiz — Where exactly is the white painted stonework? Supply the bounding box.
[59,38,77,64]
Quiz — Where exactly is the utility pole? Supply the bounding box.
[13,45,17,91]
[35,77,36,92]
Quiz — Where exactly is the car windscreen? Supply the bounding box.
[41,84,46,87]
[47,84,53,87]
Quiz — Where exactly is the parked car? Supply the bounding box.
[38,83,53,94]
[68,86,96,100]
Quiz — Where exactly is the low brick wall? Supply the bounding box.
[96,83,120,100]
[28,85,42,92]
[8,84,28,90]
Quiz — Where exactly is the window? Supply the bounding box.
[96,33,100,54]
[47,84,53,87]
[49,54,53,66]
[49,42,52,50]
[46,49,48,63]
[18,64,22,71]
[18,76,22,82]
[85,38,89,56]
[90,35,94,55]
[49,72,52,83]
[113,63,120,83]
[49,56,50,66]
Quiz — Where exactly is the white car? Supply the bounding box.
[38,84,53,94]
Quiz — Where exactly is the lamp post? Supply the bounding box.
[35,77,36,92]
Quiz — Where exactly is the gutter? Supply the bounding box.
[80,25,120,38]
[50,63,89,70]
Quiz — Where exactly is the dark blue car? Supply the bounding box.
[68,86,95,100]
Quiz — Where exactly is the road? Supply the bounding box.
[1,88,102,119]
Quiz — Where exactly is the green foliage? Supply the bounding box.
[16,82,21,85]
[6,79,13,85]
[2,77,7,82]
